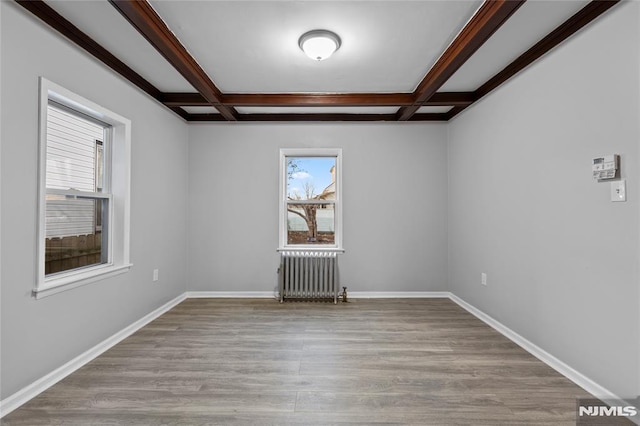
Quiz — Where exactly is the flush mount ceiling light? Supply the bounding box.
[298,30,341,61]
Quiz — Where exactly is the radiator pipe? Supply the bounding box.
[340,286,348,303]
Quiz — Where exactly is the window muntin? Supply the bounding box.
[279,149,342,250]
[36,78,131,298]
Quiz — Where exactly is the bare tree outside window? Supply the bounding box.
[286,157,336,245]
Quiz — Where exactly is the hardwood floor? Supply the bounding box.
[2,298,597,425]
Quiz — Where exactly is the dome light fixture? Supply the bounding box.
[298,29,341,61]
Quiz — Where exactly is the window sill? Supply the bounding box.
[34,263,133,299]
[277,247,345,253]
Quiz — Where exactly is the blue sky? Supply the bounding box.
[287,157,335,199]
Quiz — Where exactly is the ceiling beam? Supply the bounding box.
[445,106,467,121]
[161,92,475,108]
[409,112,451,122]
[224,92,475,107]
[239,113,399,122]
[185,114,228,122]
[223,93,415,107]
[189,113,398,122]
[186,113,447,122]
[167,107,191,121]
[109,0,237,121]
[14,0,162,101]
[161,93,211,107]
[427,92,477,107]
[396,0,525,121]
[447,0,621,121]
[162,92,414,107]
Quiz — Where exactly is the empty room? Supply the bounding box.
[1,0,639,424]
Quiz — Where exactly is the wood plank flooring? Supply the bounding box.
[2,298,597,425]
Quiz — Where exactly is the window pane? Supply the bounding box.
[46,104,105,192]
[287,202,335,245]
[45,197,108,275]
[287,157,336,201]
[46,195,95,238]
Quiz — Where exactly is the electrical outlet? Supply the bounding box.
[153,269,159,282]
[481,273,487,286]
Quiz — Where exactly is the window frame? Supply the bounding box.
[278,148,343,251]
[36,78,132,299]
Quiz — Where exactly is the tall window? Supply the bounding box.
[279,149,342,250]
[44,103,110,275]
[36,78,131,298]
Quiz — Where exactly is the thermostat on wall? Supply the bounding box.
[592,154,618,180]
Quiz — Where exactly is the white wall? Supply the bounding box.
[448,1,639,400]
[187,123,449,293]
[0,2,189,399]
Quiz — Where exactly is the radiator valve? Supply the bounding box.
[341,286,348,303]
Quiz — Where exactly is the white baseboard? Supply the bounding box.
[185,291,276,298]
[348,291,450,298]
[0,293,186,418]
[448,293,631,411]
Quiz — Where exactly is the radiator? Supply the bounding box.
[279,251,338,303]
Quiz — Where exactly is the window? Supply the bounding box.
[279,149,342,250]
[44,104,109,273]
[36,78,131,298]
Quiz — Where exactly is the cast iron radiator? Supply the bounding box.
[279,251,338,303]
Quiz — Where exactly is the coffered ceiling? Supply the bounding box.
[17,0,619,122]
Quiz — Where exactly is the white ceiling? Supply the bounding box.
[149,0,482,93]
[39,0,600,118]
